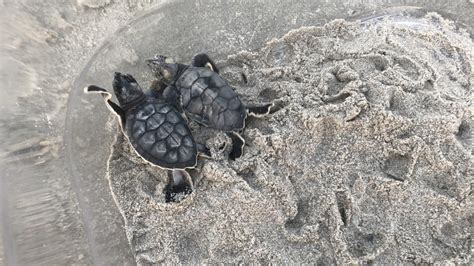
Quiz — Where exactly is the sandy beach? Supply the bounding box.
[1,1,472,264]
[107,15,472,264]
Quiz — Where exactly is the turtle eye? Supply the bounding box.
[118,86,128,97]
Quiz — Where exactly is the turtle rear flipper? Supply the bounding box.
[247,102,274,117]
[191,53,219,73]
[196,143,211,158]
[165,169,193,203]
[227,131,245,160]
[84,85,126,126]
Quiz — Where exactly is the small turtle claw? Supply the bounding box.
[165,185,192,203]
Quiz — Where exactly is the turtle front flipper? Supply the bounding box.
[191,53,219,73]
[226,131,245,160]
[165,169,193,203]
[247,102,274,118]
[84,85,126,126]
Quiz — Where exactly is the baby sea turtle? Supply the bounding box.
[84,72,207,202]
[147,53,273,160]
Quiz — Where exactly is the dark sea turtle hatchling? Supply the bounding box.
[84,72,207,202]
[147,53,273,160]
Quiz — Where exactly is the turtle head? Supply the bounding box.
[112,72,145,108]
[146,55,183,83]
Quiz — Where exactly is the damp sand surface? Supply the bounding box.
[107,14,473,264]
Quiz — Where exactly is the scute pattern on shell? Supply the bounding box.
[177,67,246,132]
[125,100,197,169]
